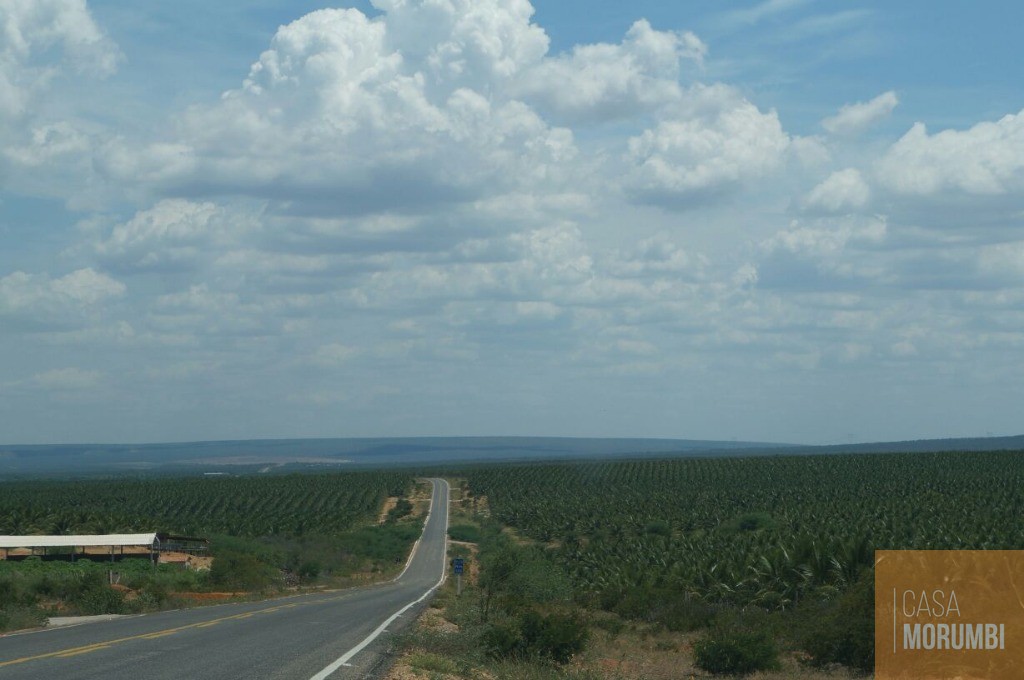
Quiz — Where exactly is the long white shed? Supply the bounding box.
[0,533,160,560]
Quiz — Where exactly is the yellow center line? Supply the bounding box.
[0,597,333,669]
[56,645,110,658]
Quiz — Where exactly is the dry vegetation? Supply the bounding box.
[382,477,872,680]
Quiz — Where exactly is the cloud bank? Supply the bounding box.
[1,0,1023,444]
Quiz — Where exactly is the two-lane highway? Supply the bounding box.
[0,478,450,679]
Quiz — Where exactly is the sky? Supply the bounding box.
[1,0,1023,445]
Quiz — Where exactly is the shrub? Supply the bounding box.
[485,611,589,664]
[386,498,414,523]
[448,524,483,543]
[71,585,127,616]
[31,572,60,598]
[519,611,588,663]
[694,629,780,675]
[604,586,714,632]
[657,596,715,632]
[592,615,627,636]
[483,621,522,659]
[0,576,31,607]
[209,551,275,591]
[0,606,46,633]
[800,570,874,672]
[336,522,422,565]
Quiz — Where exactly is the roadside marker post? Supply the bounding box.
[451,557,464,596]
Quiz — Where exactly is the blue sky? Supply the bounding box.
[1,0,1023,445]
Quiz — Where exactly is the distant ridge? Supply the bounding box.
[799,434,1024,455]
[1,434,1021,477]
[0,436,785,476]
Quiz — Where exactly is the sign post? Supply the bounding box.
[452,557,464,596]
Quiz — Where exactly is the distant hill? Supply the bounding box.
[0,436,783,476]
[1,434,1020,478]
[796,434,1024,455]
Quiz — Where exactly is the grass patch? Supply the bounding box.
[0,605,46,633]
[407,651,460,674]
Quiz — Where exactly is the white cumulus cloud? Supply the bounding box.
[822,90,898,136]
[876,110,1024,196]
[95,199,256,273]
[803,168,871,212]
[106,3,575,216]
[0,268,125,333]
[511,19,706,124]
[0,0,119,119]
[0,268,125,311]
[625,84,790,208]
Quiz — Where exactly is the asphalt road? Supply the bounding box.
[0,478,450,679]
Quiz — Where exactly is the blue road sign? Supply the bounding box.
[452,557,464,575]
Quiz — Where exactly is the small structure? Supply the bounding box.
[155,534,209,556]
[0,533,208,564]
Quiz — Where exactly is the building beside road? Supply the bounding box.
[0,533,208,564]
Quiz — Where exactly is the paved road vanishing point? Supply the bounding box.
[0,478,451,679]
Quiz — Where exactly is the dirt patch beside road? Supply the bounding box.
[378,497,399,524]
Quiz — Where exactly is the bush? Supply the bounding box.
[603,586,713,632]
[448,524,483,543]
[337,522,422,564]
[209,551,275,591]
[297,560,321,581]
[592,615,627,636]
[485,611,589,664]
[694,629,780,675]
[483,621,523,659]
[71,584,127,615]
[519,611,588,663]
[386,498,414,523]
[0,576,33,607]
[800,570,874,672]
[0,605,46,633]
[657,596,715,632]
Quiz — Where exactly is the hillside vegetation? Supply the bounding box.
[423,451,1024,675]
[0,471,423,631]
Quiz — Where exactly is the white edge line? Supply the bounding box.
[309,478,449,680]
[393,537,421,582]
[392,478,434,583]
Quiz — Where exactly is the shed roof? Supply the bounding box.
[0,533,158,549]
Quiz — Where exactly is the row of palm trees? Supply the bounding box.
[463,450,1024,611]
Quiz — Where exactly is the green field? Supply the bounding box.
[439,450,1024,674]
[464,451,1024,609]
[5,450,1023,674]
[0,470,422,631]
[0,470,411,537]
